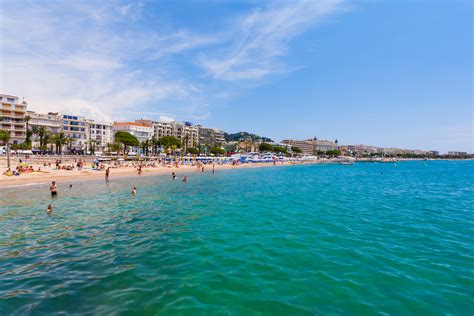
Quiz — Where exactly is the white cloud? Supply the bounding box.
[0,0,347,122]
[197,0,346,80]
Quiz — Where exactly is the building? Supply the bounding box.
[135,119,200,148]
[113,122,153,143]
[447,151,468,157]
[281,138,339,155]
[314,139,338,152]
[27,111,62,147]
[281,139,314,155]
[0,94,27,144]
[62,114,89,152]
[87,120,113,152]
[197,126,225,147]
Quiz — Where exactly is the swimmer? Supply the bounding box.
[50,181,58,197]
[47,204,53,214]
[69,184,72,188]
[132,186,137,195]
[182,176,187,182]
[172,172,177,180]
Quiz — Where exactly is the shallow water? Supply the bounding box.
[0,161,473,315]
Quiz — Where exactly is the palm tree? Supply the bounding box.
[52,132,67,155]
[24,115,31,144]
[66,137,73,154]
[33,126,49,147]
[0,129,11,168]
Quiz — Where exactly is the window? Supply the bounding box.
[64,120,69,124]
[7,98,15,102]
[63,126,68,130]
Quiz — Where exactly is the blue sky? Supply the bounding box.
[0,0,472,152]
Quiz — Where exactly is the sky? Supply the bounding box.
[0,0,472,153]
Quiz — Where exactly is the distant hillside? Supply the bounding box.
[224,132,273,143]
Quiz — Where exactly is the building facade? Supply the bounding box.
[281,139,314,155]
[0,94,27,144]
[113,122,153,143]
[27,111,62,147]
[62,114,89,151]
[197,126,225,147]
[87,120,113,152]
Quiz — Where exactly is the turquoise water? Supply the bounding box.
[0,161,473,315]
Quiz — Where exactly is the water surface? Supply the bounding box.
[1,161,473,315]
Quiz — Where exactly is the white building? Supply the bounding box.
[87,120,113,153]
[135,119,199,148]
[62,114,89,152]
[113,122,153,143]
[27,111,62,147]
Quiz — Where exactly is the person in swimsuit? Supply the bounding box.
[105,167,110,182]
[182,176,187,182]
[132,186,137,195]
[47,204,54,214]
[50,181,58,197]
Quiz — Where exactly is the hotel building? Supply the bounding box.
[112,122,153,143]
[27,111,62,147]
[0,94,27,144]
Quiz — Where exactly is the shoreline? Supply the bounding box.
[0,161,322,188]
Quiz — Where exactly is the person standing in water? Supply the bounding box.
[212,162,215,174]
[50,181,58,197]
[47,204,54,214]
[182,176,187,182]
[172,172,177,180]
[105,167,110,182]
[132,186,137,195]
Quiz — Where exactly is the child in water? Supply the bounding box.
[132,186,137,195]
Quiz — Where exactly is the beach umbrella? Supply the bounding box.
[19,162,29,167]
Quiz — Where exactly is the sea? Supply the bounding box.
[0,161,473,315]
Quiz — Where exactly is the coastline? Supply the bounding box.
[0,160,323,188]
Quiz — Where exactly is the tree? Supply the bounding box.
[158,136,181,151]
[140,140,150,156]
[66,137,74,153]
[50,132,67,155]
[33,126,50,147]
[291,146,302,154]
[326,149,341,157]
[187,147,199,155]
[151,137,159,155]
[0,129,11,168]
[210,146,225,156]
[114,131,139,154]
[259,142,273,152]
[272,145,288,154]
[24,115,32,145]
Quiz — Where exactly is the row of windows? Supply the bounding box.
[63,115,78,120]
[0,97,16,102]
[64,126,86,132]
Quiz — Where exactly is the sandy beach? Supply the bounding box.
[0,156,326,188]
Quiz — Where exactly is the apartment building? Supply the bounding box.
[0,94,27,144]
[197,126,225,147]
[27,111,62,147]
[62,114,89,151]
[135,119,199,148]
[87,120,113,152]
